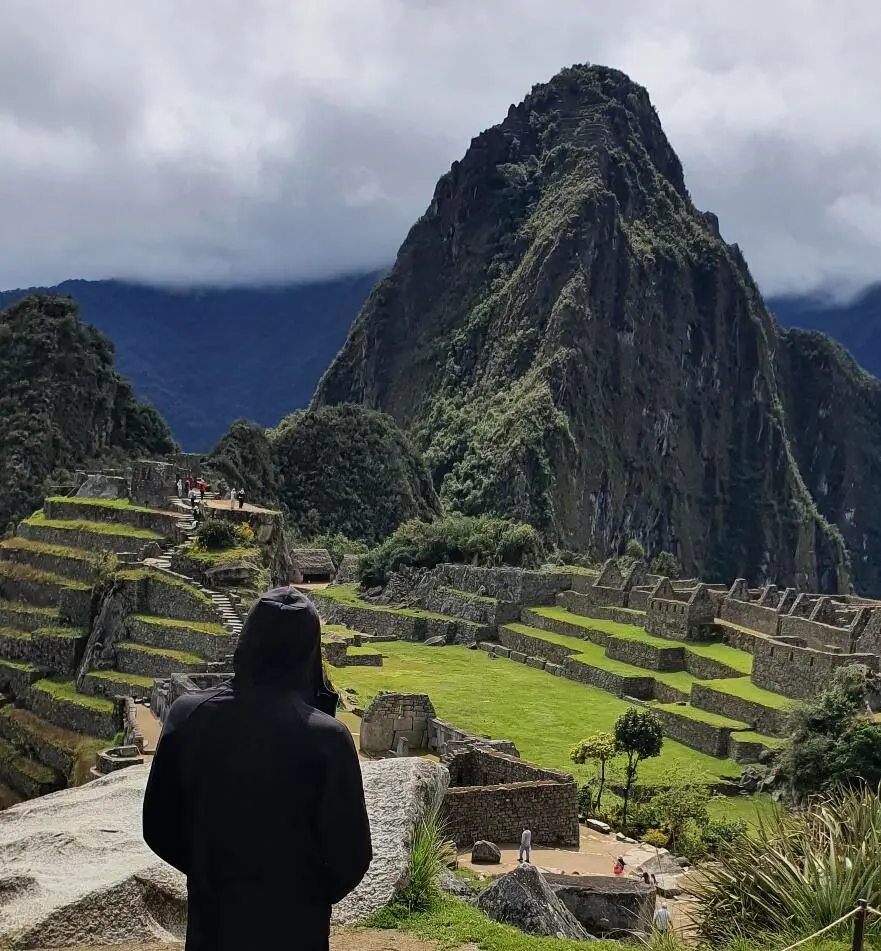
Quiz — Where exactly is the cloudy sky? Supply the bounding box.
[1,0,879,298]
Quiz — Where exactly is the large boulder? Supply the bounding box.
[547,873,655,938]
[471,840,501,864]
[0,757,448,947]
[476,864,594,940]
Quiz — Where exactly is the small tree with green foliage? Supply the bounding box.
[649,550,680,579]
[614,707,663,828]
[570,732,617,811]
[648,773,710,853]
[624,538,645,561]
[781,664,881,801]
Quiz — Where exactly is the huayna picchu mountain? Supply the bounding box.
[314,64,881,596]
[0,294,176,533]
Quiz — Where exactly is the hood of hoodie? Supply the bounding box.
[233,586,327,696]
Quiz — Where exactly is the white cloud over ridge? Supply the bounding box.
[1,0,879,297]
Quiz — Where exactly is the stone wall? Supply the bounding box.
[445,745,572,787]
[682,650,743,680]
[115,644,207,678]
[645,581,716,641]
[603,636,685,672]
[750,639,879,700]
[555,591,646,625]
[17,521,149,556]
[563,658,655,700]
[719,596,782,637]
[311,591,488,644]
[322,639,383,667]
[0,707,81,778]
[652,706,740,757]
[427,719,518,758]
[44,499,180,539]
[124,616,230,661]
[417,584,521,628]
[690,683,788,736]
[497,626,575,666]
[442,781,579,848]
[0,629,87,677]
[0,660,44,699]
[778,615,856,653]
[728,733,774,765]
[26,684,123,738]
[119,572,219,624]
[359,692,435,754]
[130,460,177,508]
[0,546,96,584]
[0,574,90,625]
[434,564,573,605]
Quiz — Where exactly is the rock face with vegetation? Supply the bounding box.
[313,64,881,595]
[206,404,439,543]
[0,294,176,533]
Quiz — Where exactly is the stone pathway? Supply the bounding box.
[134,702,162,756]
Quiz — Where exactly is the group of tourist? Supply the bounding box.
[177,476,208,501]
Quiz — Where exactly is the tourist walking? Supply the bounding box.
[176,477,183,499]
[653,903,672,933]
[230,487,237,510]
[518,828,531,864]
[143,586,372,951]
[237,486,246,509]
[198,479,205,502]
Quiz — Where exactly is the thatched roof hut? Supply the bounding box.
[291,548,335,584]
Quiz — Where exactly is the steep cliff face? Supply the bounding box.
[0,294,177,531]
[314,65,875,593]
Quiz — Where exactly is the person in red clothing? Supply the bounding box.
[613,856,626,876]
[198,479,206,501]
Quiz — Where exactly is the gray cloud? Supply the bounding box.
[1,0,879,296]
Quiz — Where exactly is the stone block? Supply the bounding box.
[393,716,414,732]
[526,656,547,670]
[510,651,526,663]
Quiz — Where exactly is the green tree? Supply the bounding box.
[649,550,680,578]
[614,707,663,828]
[781,664,881,800]
[570,732,617,811]
[648,774,710,852]
[624,538,645,561]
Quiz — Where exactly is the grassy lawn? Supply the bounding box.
[0,536,95,562]
[701,676,796,710]
[503,622,699,693]
[26,512,163,540]
[131,614,228,635]
[33,678,114,712]
[330,641,742,785]
[117,642,205,664]
[45,495,159,514]
[0,560,89,589]
[529,605,755,676]
[181,545,260,564]
[319,584,478,624]
[88,670,155,688]
[653,702,748,729]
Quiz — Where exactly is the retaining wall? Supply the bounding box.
[652,706,742,757]
[719,598,781,637]
[26,684,122,738]
[124,616,229,661]
[778,615,855,653]
[0,707,82,777]
[0,629,86,676]
[0,661,44,699]
[119,573,219,624]
[17,522,151,556]
[427,718,519,757]
[690,683,789,736]
[750,639,878,700]
[442,781,579,848]
[563,658,655,699]
[44,499,180,538]
[0,546,96,584]
[555,591,646,625]
[434,565,573,605]
[116,645,208,677]
[728,734,774,765]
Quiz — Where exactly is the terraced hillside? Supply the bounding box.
[0,493,243,808]
[311,568,800,783]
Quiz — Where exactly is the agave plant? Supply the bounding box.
[693,788,881,944]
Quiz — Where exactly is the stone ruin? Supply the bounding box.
[130,459,178,508]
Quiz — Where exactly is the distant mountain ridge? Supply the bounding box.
[0,274,381,450]
[770,286,881,380]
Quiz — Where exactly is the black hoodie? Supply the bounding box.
[142,587,372,951]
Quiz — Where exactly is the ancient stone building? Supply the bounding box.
[644,580,716,640]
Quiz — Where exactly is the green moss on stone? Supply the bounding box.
[26,512,163,540]
[117,641,205,665]
[32,678,114,713]
[130,614,228,635]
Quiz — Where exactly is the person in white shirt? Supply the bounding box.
[653,903,672,933]
[518,828,531,864]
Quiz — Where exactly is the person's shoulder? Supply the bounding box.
[301,705,357,750]
[165,684,230,729]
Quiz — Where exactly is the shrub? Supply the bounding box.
[650,550,680,579]
[693,787,881,944]
[624,538,645,561]
[642,828,669,849]
[576,783,596,819]
[193,518,239,551]
[358,514,545,587]
[236,522,255,545]
[395,806,456,912]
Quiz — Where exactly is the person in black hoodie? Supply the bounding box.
[142,586,372,951]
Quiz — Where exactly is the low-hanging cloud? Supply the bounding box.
[1,0,879,297]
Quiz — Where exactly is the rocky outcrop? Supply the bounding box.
[313,64,881,595]
[471,840,501,863]
[0,757,448,947]
[476,863,593,940]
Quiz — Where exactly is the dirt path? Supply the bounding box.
[134,703,162,756]
[21,929,456,951]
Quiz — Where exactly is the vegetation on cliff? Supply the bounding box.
[313,63,880,594]
[206,405,438,543]
[0,294,176,533]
